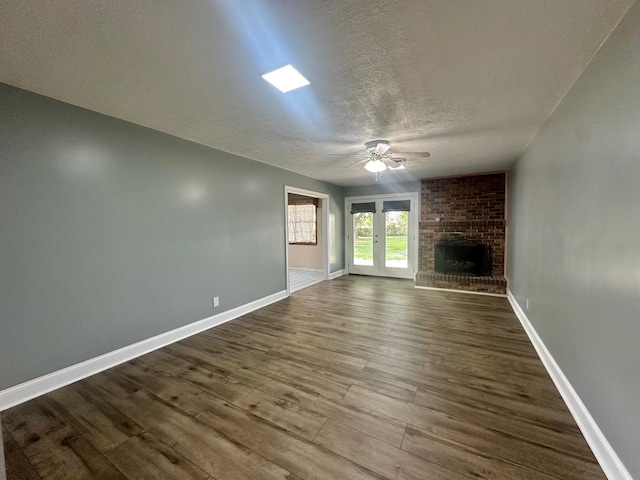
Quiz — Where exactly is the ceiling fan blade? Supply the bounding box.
[345,158,368,169]
[382,158,397,167]
[385,158,406,170]
[394,151,430,159]
[374,142,392,155]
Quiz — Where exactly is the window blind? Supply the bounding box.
[350,202,376,214]
[382,200,411,212]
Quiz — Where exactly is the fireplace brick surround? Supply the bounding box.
[416,173,507,294]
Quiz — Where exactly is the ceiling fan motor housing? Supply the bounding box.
[365,140,391,154]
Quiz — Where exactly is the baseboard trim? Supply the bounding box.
[329,269,346,280]
[507,290,632,480]
[415,285,506,297]
[0,290,288,412]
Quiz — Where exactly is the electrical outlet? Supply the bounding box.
[525,298,529,310]
[213,296,220,308]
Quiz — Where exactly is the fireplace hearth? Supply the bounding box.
[435,239,491,276]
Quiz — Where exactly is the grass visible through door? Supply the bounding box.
[355,236,407,262]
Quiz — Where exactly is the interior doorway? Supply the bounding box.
[345,193,418,279]
[284,186,330,294]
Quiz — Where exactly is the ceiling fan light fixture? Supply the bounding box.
[364,159,387,173]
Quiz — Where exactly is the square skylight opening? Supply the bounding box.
[262,65,310,93]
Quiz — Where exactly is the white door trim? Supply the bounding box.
[284,186,330,295]
[345,192,419,279]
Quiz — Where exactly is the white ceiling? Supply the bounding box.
[0,1,634,186]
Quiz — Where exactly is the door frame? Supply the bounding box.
[284,186,330,295]
[344,192,420,279]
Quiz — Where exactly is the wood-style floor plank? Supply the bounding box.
[191,392,385,480]
[2,425,42,480]
[21,428,127,480]
[103,432,209,480]
[343,385,603,480]
[314,420,468,480]
[401,426,559,480]
[3,276,605,479]
[45,381,144,452]
[110,389,290,480]
[162,341,408,447]
[176,364,328,441]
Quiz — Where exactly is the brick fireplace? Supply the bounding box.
[416,173,507,294]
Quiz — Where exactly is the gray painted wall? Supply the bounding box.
[0,83,344,390]
[343,181,421,198]
[508,3,640,476]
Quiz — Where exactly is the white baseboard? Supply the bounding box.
[507,290,632,480]
[329,269,346,280]
[0,290,288,412]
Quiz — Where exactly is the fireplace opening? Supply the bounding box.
[435,239,491,276]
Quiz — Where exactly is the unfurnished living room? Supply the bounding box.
[1,2,639,479]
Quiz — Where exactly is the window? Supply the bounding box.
[288,195,317,245]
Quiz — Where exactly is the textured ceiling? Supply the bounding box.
[0,1,634,186]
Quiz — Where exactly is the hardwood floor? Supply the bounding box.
[2,275,605,479]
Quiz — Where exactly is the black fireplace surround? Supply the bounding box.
[435,239,491,276]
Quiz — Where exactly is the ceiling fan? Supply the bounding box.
[342,140,430,180]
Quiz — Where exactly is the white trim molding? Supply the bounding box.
[329,269,345,280]
[284,186,331,295]
[507,290,632,480]
[0,290,288,412]
[344,192,420,279]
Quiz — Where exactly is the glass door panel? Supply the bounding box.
[384,211,408,269]
[353,212,374,266]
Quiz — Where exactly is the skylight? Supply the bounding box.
[261,65,310,93]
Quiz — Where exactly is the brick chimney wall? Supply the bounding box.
[417,173,507,294]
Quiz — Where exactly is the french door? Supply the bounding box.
[346,194,418,279]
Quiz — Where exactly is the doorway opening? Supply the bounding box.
[345,193,419,279]
[284,186,330,294]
